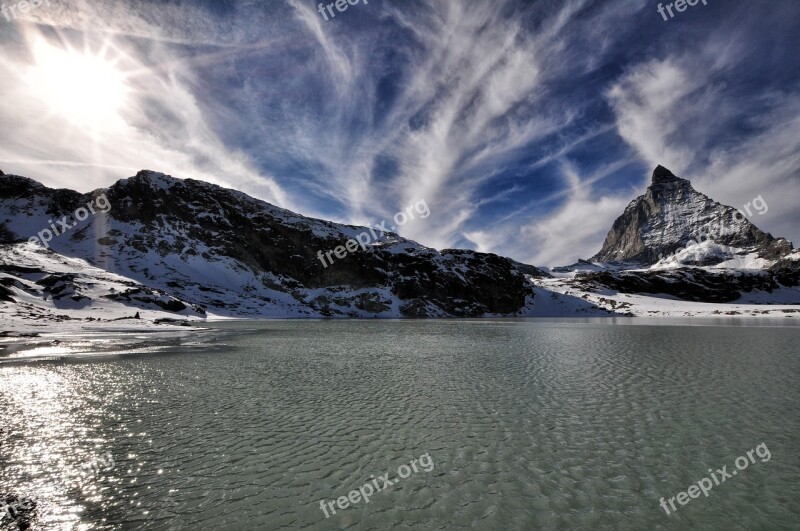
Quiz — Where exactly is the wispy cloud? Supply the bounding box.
[0,0,797,264]
[607,31,800,248]
[519,161,632,266]
[0,18,289,205]
[607,58,701,174]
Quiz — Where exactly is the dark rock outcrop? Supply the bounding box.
[572,269,780,303]
[771,255,800,287]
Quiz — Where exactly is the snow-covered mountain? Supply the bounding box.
[1,171,546,319]
[544,166,800,313]
[592,165,793,267]
[2,165,798,324]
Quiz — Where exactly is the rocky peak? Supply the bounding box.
[0,174,47,198]
[591,165,793,266]
[134,169,170,181]
[651,165,683,185]
[118,170,181,191]
[648,165,695,203]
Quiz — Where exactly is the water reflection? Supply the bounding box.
[1,368,117,529]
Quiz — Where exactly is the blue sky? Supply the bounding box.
[1,0,798,265]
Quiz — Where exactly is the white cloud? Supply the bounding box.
[519,162,632,266]
[697,95,800,245]
[608,54,800,248]
[606,59,700,174]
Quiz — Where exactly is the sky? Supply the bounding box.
[0,0,798,266]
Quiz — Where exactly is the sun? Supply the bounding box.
[26,39,129,128]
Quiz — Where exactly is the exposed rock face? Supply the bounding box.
[591,166,792,266]
[771,253,800,287]
[0,174,56,196]
[573,269,783,303]
[1,171,542,317]
[0,224,14,244]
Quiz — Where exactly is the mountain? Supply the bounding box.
[2,165,798,324]
[543,165,800,314]
[591,165,793,267]
[0,171,548,319]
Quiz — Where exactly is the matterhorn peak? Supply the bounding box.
[652,164,674,181]
[650,165,690,187]
[590,165,792,266]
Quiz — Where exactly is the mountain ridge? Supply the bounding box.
[0,170,548,318]
[2,165,799,323]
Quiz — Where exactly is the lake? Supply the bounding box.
[1,319,799,529]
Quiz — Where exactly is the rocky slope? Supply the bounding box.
[0,243,205,329]
[572,267,799,304]
[0,171,546,318]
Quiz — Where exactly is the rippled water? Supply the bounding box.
[2,319,799,530]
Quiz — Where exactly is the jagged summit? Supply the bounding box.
[591,165,792,266]
[132,169,178,181]
[651,164,682,184]
[133,169,168,181]
[647,165,695,207]
[650,165,693,193]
